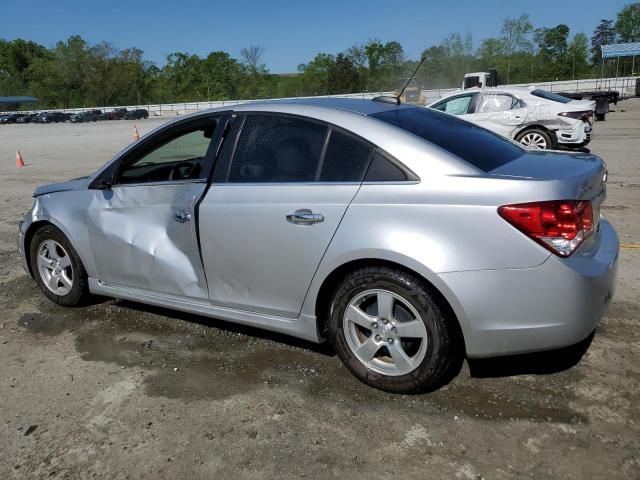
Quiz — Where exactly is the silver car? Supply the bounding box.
[17,98,619,393]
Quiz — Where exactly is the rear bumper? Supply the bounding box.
[440,219,619,358]
[557,121,592,146]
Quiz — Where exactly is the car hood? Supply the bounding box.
[33,176,93,197]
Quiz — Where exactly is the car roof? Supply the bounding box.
[231,97,414,116]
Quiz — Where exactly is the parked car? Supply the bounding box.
[428,87,595,150]
[70,110,102,123]
[0,113,25,124]
[99,108,128,121]
[17,98,618,393]
[16,113,38,124]
[36,111,71,123]
[125,108,149,120]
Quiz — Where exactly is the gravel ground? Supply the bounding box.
[0,103,639,479]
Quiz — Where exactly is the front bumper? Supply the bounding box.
[17,220,30,276]
[440,219,619,358]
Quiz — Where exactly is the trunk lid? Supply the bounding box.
[490,150,606,202]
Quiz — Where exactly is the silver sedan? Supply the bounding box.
[17,98,618,393]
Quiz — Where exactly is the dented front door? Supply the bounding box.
[87,182,209,299]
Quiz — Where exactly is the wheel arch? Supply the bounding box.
[23,219,85,279]
[313,257,468,354]
[514,125,558,148]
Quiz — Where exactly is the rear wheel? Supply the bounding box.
[327,266,456,393]
[516,128,552,150]
[29,225,92,306]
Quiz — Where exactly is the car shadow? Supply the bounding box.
[111,299,591,389]
[558,146,591,154]
[467,332,594,378]
[116,299,336,357]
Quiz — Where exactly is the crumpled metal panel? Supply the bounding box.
[86,182,209,299]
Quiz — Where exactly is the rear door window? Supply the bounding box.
[478,94,517,113]
[373,107,524,172]
[228,115,327,182]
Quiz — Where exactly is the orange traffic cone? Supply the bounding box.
[133,125,140,141]
[16,150,25,168]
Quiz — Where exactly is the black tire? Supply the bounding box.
[327,266,457,393]
[515,128,553,150]
[29,225,92,306]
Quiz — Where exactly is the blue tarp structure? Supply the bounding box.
[0,96,38,104]
[601,42,640,59]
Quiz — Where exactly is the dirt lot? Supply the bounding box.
[0,104,639,479]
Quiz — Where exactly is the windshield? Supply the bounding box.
[372,107,524,172]
[530,89,572,104]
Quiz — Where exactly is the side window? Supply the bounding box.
[432,95,473,115]
[117,118,216,184]
[319,130,373,182]
[364,151,413,182]
[478,94,516,113]
[228,115,327,183]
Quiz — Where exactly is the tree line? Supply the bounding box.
[1,3,638,109]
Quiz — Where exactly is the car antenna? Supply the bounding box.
[373,56,426,105]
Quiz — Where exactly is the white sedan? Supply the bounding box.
[428,87,595,150]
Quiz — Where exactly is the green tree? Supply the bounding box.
[591,19,617,64]
[500,14,533,83]
[327,53,361,93]
[568,32,590,79]
[297,53,335,95]
[615,2,640,42]
[535,24,571,80]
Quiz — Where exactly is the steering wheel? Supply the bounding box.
[169,161,196,181]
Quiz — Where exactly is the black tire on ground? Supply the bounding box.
[327,266,457,394]
[29,225,92,306]
[596,114,606,121]
[515,128,553,150]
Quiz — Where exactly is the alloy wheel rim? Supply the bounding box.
[343,289,429,376]
[37,239,74,296]
[520,133,547,149]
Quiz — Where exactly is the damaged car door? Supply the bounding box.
[470,92,529,138]
[87,114,227,299]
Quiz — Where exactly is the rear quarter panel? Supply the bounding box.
[300,176,557,329]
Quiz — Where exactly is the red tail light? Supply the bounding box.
[498,201,594,257]
[558,110,593,121]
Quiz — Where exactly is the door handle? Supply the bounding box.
[174,210,191,223]
[286,209,324,225]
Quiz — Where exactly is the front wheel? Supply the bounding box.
[29,225,92,306]
[516,128,552,150]
[327,266,457,393]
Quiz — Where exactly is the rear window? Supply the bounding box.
[530,89,572,104]
[372,107,524,172]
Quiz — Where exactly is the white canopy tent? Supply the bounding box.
[600,42,640,94]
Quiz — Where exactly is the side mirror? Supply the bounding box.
[91,178,112,190]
